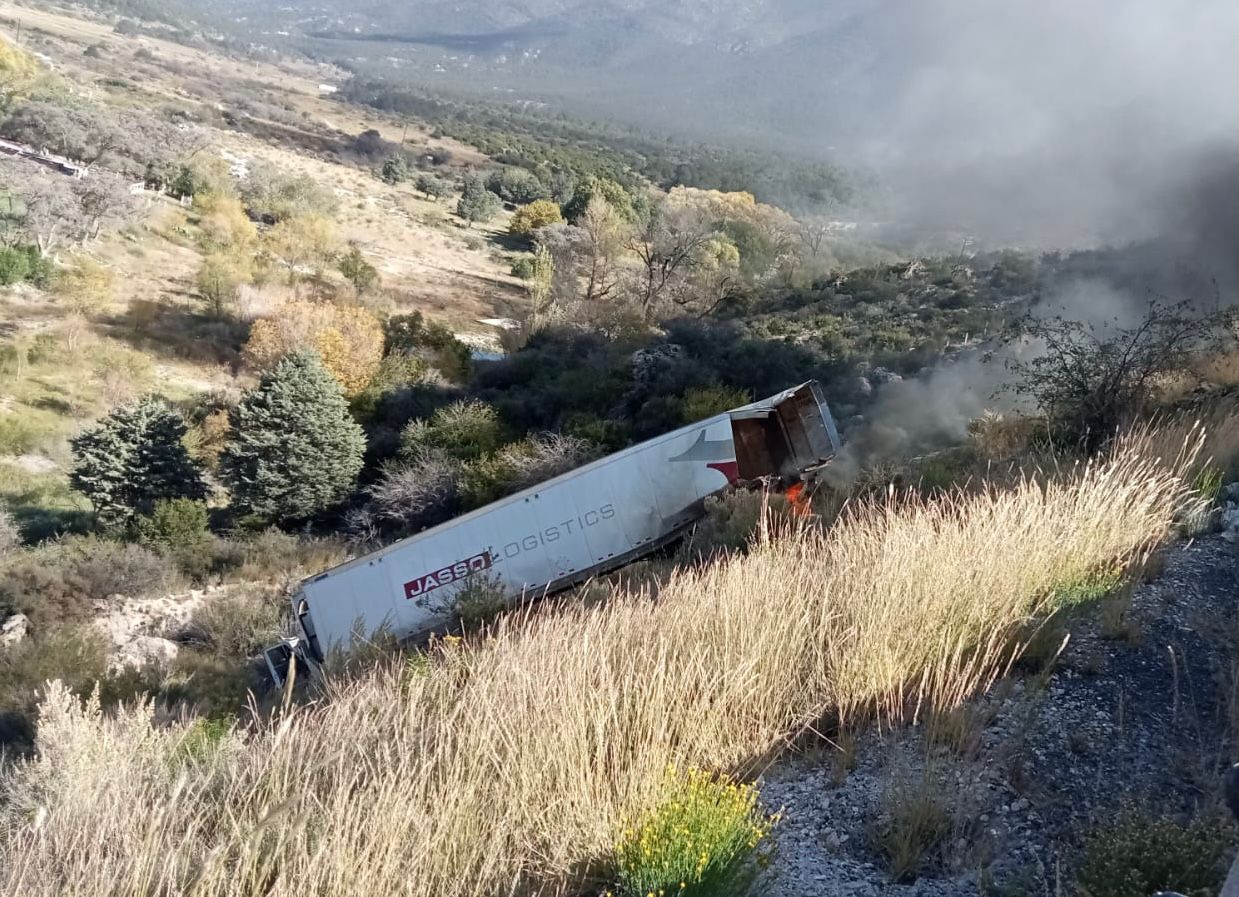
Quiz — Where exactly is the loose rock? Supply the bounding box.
[0,613,29,648]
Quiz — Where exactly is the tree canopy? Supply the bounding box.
[69,397,206,528]
[220,353,366,524]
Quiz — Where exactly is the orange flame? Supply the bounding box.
[785,482,812,519]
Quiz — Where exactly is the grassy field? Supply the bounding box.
[0,423,1210,897]
[0,0,525,330]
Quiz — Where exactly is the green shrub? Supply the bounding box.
[382,312,472,382]
[401,400,503,463]
[510,254,536,280]
[134,498,210,550]
[678,385,750,425]
[379,155,409,185]
[562,175,637,223]
[1073,807,1233,897]
[485,167,549,204]
[0,245,33,286]
[415,172,449,199]
[171,716,236,765]
[1193,465,1225,503]
[613,765,775,897]
[338,244,380,295]
[1050,567,1123,610]
[509,199,563,237]
[457,173,501,225]
[134,498,218,581]
[349,352,427,423]
[445,572,509,630]
[0,244,51,286]
[0,412,52,456]
[557,413,628,453]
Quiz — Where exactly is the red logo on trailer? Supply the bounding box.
[404,551,493,601]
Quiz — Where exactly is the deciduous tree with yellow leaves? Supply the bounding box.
[0,39,42,112]
[509,199,563,237]
[243,299,383,396]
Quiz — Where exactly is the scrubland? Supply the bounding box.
[0,420,1218,897]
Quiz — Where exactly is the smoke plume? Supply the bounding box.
[846,0,1239,268]
[825,348,1033,487]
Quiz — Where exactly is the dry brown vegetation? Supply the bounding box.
[0,0,525,332]
[0,425,1209,897]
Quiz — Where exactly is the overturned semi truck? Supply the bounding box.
[265,381,841,679]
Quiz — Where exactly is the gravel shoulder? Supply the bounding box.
[761,535,1239,896]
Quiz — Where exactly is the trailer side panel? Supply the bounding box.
[301,415,737,653]
[294,381,842,659]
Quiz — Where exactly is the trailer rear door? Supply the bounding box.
[731,382,841,480]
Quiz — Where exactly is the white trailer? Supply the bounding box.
[269,381,841,672]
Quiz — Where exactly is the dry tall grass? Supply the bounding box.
[0,430,1204,897]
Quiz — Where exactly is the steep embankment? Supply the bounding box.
[765,533,1239,896]
[0,427,1206,897]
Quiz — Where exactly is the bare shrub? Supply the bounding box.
[235,283,290,323]
[460,433,598,507]
[33,536,180,600]
[490,433,597,491]
[366,451,461,532]
[228,529,350,583]
[1010,300,1228,450]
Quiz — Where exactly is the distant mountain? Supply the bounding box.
[194,0,883,150]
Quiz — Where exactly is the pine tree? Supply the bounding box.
[380,155,409,185]
[69,397,206,528]
[456,173,501,227]
[220,352,365,525]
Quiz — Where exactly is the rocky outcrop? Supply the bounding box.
[108,635,180,673]
[93,589,212,649]
[93,586,225,671]
[0,613,28,648]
